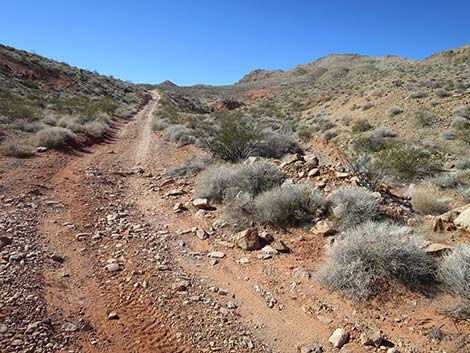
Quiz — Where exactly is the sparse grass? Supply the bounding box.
[34,127,76,148]
[440,300,470,321]
[253,183,326,226]
[439,243,470,300]
[432,173,462,189]
[317,221,437,301]
[195,162,285,202]
[0,139,34,158]
[415,110,435,127]
[330,186,381,228]
[410,187,449,215]
[165,158,211,177]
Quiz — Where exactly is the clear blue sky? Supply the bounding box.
[1,0,469,86]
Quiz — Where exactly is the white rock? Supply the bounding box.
[329,328,349,348]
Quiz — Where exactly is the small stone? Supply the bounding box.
[172,279,190,291]
[108,312,119,320]
[196,229,208,240]
[227,301,237,309]
[311,221,336,237]
[300,343,323,353]
[50,253,64,263]
[36,146,48,153]
[257,253,272,260]
[329,328,349,348]
[270,239,290,253]
[166,189,184,197]
[105,263,122,272]
[75,232,91,240]
[63,322,79,332]
[308,168,320,177]
[455,208,470,230]
[234,229,262,251]
[239,257,250,264]
[207,251,225,258]
[425,243,453,256]
[360,330,382,347]
[10,339,23,346]
[291,267,310,280]
[387,349,400,353]
[336,172,349,178]
[192,198,216,210]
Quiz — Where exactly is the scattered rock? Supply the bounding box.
[166,189,184,197]
[262,245,279,255]
[329,328,349,348]
[50,253,64,263]
[360,330,383,347]
[75,232,91,240]
[387,349,400,353]
[300,343,323,353]
[207,251,226,258]
[63,322,79,332]
[336,172,349,178]
[308,168,320,177]
[36,146,48,153]
[234,229,262,251]
[283,153,303,165]
[227,301,238,309]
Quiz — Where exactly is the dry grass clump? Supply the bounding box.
[330,186,381,228]
[439,243,470,300]
[351,118,372,133]
[253,183,326,226]
[254,132,303,159]
[410,186,449,215]
[165,158,211,177]
[456,158,470,170]
[0,139,34,158]
[195,162,285,202]
[453,105,470,119]
[317,221,437,300]
[162,124,196,146]
[387,105,403,116]
[34,127,76,148]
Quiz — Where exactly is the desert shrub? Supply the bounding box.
[253,183,326,226]
[196,111,261,162]
[351,119,372,133]
[297,127,313,140]
[442,130,456,140]
[409,91,427,99]
[165,158,211,177]
[453,105,470,119]
[345,152,385,190]
[152,119,169,131]
[317,221,437,300]
[0,139,34,158]
[375,144,442,181]
[13,120,46,133]
[372,127,397,138]
[254,132,303,159]
[435,89,450,98]
[415,110,435,127]
[34,127,76,148]
[451,116,470,129]
[459,186,470,202]
[330,186,381,228]
[195,162,285,202]
[440,300,470,321]
[432,173,462,189]
[439,244,470,300]
[162,124,196,146]
[370,87,387,97]
[322,130,337,141]
[311,117,336,132]
[82,120,110,138]
[456,158,470,170]
[387,106,403,116]
[361,102,374,111]
[410,187,449,215]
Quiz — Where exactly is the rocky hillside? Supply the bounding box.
[0,45,147,156]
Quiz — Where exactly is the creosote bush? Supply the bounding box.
[387,106,403,116]
[439,243,470,300]
[317,221,437,301]
[34,127,76,148]
[330,186,381,228]
[351,119,372,133]
[253,183,326,226]
[195,162,285,203]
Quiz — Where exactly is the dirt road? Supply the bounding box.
[1,91,468,353]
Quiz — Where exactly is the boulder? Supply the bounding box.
[425,243,453,256]
[329,328,349,348]
[308,168,320,177]
[270,239,290,253]
[234,229,262,251]
[283,153,304,165]
[455,208,470,230]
